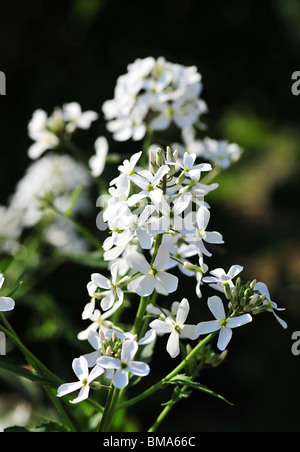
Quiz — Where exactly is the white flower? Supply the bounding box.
[129,165,170,205]
[106,106,147,142]
[196,296,252,351]
[89,136,108,177]
[168,152,212,181]
[97,340,150,389]
[202,265,244,293]
[254,282,287,329]
[62,102,99,132]
[103,174,131,225]
[88,263,124,312]
[150,194,193,235]
[126,244,178,297]
[201,138,243,169]
[28,109,59,160]
[185,205,224,256]
[77,308,116,340]
[117,151,142,178]
[103,57,207,142]
[149,298,198,358]
[0,274,15,312]
[112,205,156,250]
[9,153,92,229]
[57,356,104,404]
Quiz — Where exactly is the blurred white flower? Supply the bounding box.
[89,136,109,177]
[62,102,98,132]
[103,57,207,142]
[201,138,243,169]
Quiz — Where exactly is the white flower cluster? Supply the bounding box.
[2,153,93,253]
[173,127,243,170]
[102,57,207,142]
[28,102,99,160]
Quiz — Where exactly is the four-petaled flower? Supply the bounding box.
[57,356,104,404]
[150,298,198,358]
[97,340,150,389]
[88,263,124,312]
[196,296,252,351]
[202,265,244,293]
[126,244,178,297]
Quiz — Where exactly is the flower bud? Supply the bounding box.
[223,282,232,300]
[99,330,106,343]
[155,148,165,167]
[149,148,159,174]
[90,381,102,390]
[176,170,186,186]
[183,262,203,274]
[250,279,257,290]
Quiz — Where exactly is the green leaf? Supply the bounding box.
[5,420,68,432]
[0,360,57,388]
[164,374,233,405]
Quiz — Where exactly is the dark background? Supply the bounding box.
[0,0,300,432]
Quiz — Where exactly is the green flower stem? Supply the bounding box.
[148,400,175,433]
[0,319,77,432]
[98,383,120,432]
[0,323,61,387]
[44,386,77,432]
[118,331,218,411]
[132,296,149,337]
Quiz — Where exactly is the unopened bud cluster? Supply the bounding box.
[226,278,269,315]
[100,330,123,358]
[149,146,178,177]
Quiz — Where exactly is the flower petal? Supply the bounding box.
[72,356,89,381]
[97,356,121,370]
[121,340,138,363]
[195,320,221,336]
[70,385,90,404]
[217,327,232,351]
[88,365,105,383]
[128,274,155,297]
[91,273,111,290]
[113,369,129,389]
[149,319,173,335]
[57,381,83,398]
[167,331,180,358]
[176,298,190,325]
[155,271,178,294]
[227,314,252,329]
[153,244,170,270]
[0,297,15,312]
[181,324,198,340]
[127,361,150,377]
[207,296,226,320]
[126,252,151,274]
